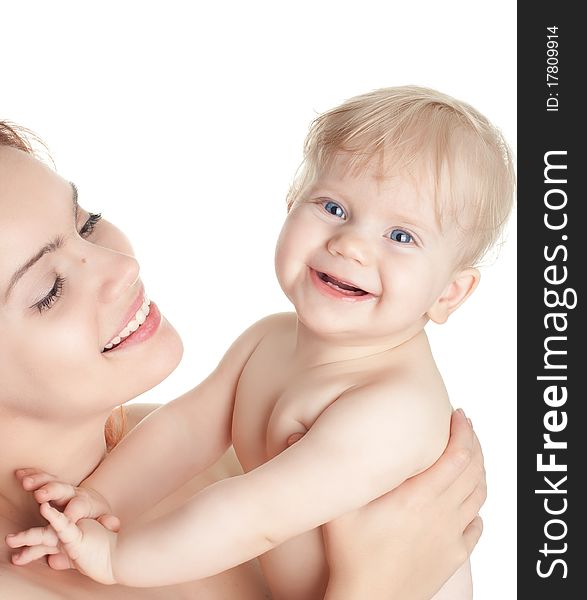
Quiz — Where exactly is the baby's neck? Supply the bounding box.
[292,319,425,367]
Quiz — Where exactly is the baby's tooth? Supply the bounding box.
[128,319,140,332]
[136,310,146,324]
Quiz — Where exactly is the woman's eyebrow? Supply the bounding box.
[2,182,79,303]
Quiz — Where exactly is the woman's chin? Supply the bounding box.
[114,315,184,400]
[144,317,184,384]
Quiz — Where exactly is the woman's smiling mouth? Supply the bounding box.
[102,295,151,351]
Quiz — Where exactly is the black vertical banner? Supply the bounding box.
[518,2,585,597]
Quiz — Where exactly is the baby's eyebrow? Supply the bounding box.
[2,182,78,303]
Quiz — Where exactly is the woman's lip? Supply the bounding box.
[103,286,147,348]
[309,268,375,301]
[102,301,162,353]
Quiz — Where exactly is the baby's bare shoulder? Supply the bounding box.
[256,311,297,331]
[248,312,297,348]
[333,367,452,473]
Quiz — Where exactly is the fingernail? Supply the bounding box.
[6,533,15,538]
[457,408,466,417]
[468,417,473,428]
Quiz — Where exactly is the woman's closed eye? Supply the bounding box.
[30,212,103,314]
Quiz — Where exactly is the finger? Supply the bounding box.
[18,472,59,492]
[462,515,483,555]
[460,481,488,530]
[471,430,484,462]
[5,526,59,548]
[40,503,83,548]
[15,468,57,481]
[98,514,121,532]
[445,431,487,504]
[48,552,75,570]
[64,495,96,522]
[11,544,61,566]
[413,409,474,497]
[448,456,485,505]
[33,481,76,507]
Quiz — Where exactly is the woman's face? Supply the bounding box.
[0,146,183,419]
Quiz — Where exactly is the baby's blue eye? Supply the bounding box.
[323,200,346,219]
[389,229,413,244]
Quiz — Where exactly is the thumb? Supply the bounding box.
[64,496,96,522]
[97,514,121,533]
[47,552,74,570]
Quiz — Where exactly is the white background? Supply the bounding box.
[4,1,516,597]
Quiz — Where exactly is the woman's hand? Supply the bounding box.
[322,409,486,600]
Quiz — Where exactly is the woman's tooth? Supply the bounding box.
[119,327,130,338]
[128,319,140,333]
[136,309,146,324]
[112,336,121,345]
[104,343,113,350]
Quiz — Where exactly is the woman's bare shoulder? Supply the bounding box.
[0,562,79,599]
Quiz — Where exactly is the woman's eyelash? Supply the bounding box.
[79,212,102,237]
[33,275,66,314]
[32,212,103,314]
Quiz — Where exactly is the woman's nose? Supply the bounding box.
[327,230,373,265]
[93,248,140,304]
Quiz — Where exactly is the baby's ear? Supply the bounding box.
[427,268,480,324]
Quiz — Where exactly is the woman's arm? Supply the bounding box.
[323,409,485,600]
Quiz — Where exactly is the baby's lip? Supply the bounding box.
[312,268,377,296]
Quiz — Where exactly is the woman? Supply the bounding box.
[0,122,485,599]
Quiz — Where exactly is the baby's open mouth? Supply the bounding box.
[317,271,368,296]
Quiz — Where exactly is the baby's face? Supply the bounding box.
[275,153,466,343]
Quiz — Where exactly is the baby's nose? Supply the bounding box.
[327,231,372,265]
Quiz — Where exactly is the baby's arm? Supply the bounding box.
[56,379,453,587]
[77,316,272,522]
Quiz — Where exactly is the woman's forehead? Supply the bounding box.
[0,147,73,275]
[0,146,70,214]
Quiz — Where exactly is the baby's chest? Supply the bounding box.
[232,355,349,471]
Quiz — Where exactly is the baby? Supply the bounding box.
[9,86,514,599]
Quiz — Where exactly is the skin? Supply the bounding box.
[0,143,486,599]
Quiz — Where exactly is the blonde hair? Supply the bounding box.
[286,86,516,266]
